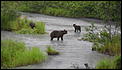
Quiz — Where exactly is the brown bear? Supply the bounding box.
[29,22,35,29]
[73,24,81,32]
[50,30,67,41]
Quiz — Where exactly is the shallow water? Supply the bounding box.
[1,12,113,69]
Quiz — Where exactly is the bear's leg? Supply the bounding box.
[75,28,76,32]
[31,25,33,29]
[79,29,81,32]
[51,37,53,41]
[79,28,81,32]
[61,37,63,41]
[57,37,60,41]
[76,29,78,32]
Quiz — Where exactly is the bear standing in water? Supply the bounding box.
[29,22,35,29]
[73,24,81,32]
[50,30,67,41]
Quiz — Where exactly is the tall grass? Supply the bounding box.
[1,1,20,31]
[82,23,121,56]
[1,1,46,34]
[35,21,45,34]
[92,35,121,56]
[96,55,121,69]
[1,40,47,69]
[15,17,46,34]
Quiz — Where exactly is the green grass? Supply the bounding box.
[17,1,121,21]
[1,39,47,69]
[96,55,121,69]
[1,12,46,34]
[34,21,45,34]
[82,23,121,56]
[96,58,115,69]
[15,17,46,34]
[46,45,59,55]
[92,35,121,56]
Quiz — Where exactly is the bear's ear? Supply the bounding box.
[64,29,66,31]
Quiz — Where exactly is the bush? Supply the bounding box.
[82,23,121,56]
[46,45,59,55]
[1,40,47,69]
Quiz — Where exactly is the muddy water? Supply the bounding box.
[1,12,112,69]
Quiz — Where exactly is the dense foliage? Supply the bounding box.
[1,1,121,31]
[1,1,20,31]
[82,23,121,56]
[17,1,121,22]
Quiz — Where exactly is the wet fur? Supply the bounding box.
[73,24,81,32]
[50,30,67,41]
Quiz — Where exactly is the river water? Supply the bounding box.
[1,12,112,69]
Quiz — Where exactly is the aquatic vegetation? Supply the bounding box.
[46,45,59,55]
[1,40,47,69]
[15,17,45,34]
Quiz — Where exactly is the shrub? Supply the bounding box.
[83,23,121,56]
[1,39,47,69]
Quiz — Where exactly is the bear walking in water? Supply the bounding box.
[50,30,67,41]
[73,24,81,32]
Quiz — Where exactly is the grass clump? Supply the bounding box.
[46,45,59,55]
[96,55,121,69]
[1,12,46,34]
[15,17,46,34]
[1,39,47,69]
